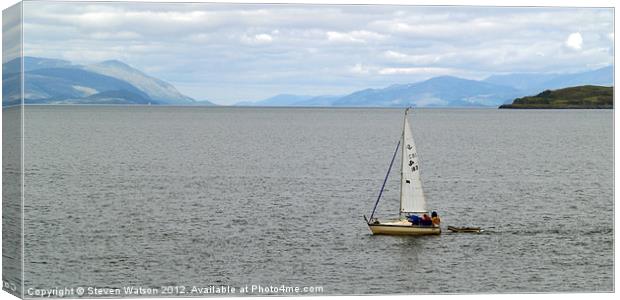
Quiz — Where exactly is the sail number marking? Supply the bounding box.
[406,146,418,172]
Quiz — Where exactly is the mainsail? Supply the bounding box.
[400,111,427,214]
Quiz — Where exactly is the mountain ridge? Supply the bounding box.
[85,59,195,104]
[4,56,612,107]
[236,66,613,107]
[484,66,613,94]
[333,75,520,107]
[2,56,209,106]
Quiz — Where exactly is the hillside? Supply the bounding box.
[85,60,195,104]
[333,76,519,107]
[499,85,613,109]
[237,76,521,107]
[2,56,210,106]
[236,66,612,108]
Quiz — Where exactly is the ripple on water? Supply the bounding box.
[20,107,613,294]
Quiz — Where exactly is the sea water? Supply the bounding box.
[16,106,613,294]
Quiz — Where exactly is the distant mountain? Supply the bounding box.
[236,94,342,107]
[86,90,153,104]
[183,99,217,106]
[234,66,613,108]
[483,73,558,92]
[25,67,150,101]
[2,56,207,106]
[86,60,195,104]
[9,57,609,108]
[484,66,613,95]
[236,94,315,106]
[499,85,613,109]
[26,89,154,105]
[294,95,342,106]
[539,66,613,90]
[333,76,520,107]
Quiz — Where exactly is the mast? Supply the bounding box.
[398,108,409,218]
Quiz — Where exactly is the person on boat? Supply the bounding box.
[407,214,420,226]
[431,211,441,227]
[421,214,432,226]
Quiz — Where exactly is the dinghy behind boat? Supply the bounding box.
[447,226,483,233]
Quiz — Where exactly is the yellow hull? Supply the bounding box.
[368,219,441,236]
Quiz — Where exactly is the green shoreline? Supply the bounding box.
[499,85,613,109]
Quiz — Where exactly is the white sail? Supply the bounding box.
[400,113,427,214]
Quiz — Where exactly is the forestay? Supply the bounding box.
[400,115,427,214]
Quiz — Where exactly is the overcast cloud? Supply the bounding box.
[21,2,614,104]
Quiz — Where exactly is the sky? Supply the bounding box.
[19,1,615,104]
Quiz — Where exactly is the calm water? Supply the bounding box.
[20,106,613,295]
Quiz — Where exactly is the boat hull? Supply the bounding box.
[368,221,441,236]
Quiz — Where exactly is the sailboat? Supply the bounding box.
[364,108,441,235]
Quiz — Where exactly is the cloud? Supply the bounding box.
[383,50,440,64]
[90,31,141,40]
[565,32,583,50]
[2,3,22,63]
[326,30,385,43]
[241,33,273,45]
[255,34,273,42]
[326,31,363,43]
[349,63,371,75]
[19,2,614,104]
[378,67,457,75]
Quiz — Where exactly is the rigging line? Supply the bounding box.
[368,140,401,223]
